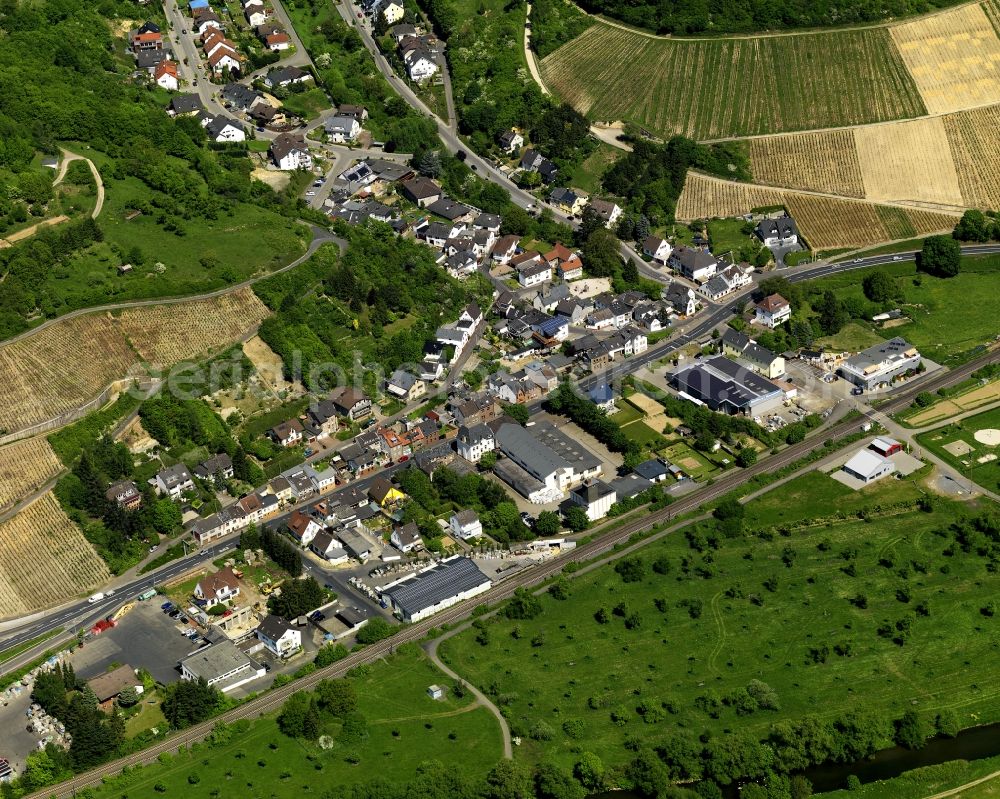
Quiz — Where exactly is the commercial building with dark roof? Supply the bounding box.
[381,556,492,622]
[670,356,784,416]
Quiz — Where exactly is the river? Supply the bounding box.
[588,721,1000,797]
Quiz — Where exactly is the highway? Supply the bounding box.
[22,347,998,799]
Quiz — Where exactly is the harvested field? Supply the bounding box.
[678,172,960,249]
[0,493,110,618]
[854,116,964,206]
[942,102,1000,208]
[987,0,1000,35]
[117,288,270,365]
[907,380,1000,426]
[540,22,925,140]
[890,4,1000,114]
[0,438,63,513]
[749,130,865,197]
[749,104,1000,208]
[0,315,140,437]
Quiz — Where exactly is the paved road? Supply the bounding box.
[21,349,997,799]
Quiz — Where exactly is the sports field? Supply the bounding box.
[539,22,927,139]
[748,103,1000,209]
[917,405,1000,490]
[440,497,1000,771]
[676,173,959,249]
[83,645,503,798]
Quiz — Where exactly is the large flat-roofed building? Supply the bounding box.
[842,449,896,484]
[494,421,602,496]
[837,338,921,390]
[670,356,784,416]
[381,556,492,622]
[179,640,265,693]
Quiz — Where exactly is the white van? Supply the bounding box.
[87,592,105,604]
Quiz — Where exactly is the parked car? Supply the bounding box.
[852,387,864,395]
[161,601,173,610]
[149,545,158,553]
[263,662,272,671]
[305,190,316,197]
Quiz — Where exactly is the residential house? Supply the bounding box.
[498,129,524,154]
[194,566,241,605]
[401,45,438,81]
[264,65,311,89]
[194,453,234,481]
[150,464,194,499]
[549,187,586,216]
[202,114,246,142]
[256,615,302,658]
[518,259,551,288]
[544,242,583,281]
[244,0,269,26]
[520,149,557,182]
[491,234,520,264]
[391,522,422,553]
[449,509,483,540]
[456,423,495,462]
[588,198,622,229]
[105,480,142,510]
[337,104,368,120]
[755,216,799,247]
[328,387,372,420]
[264,31,291,49]
[570,479,617,521]
[130,22,163,51]
[381,0,404,23]
[632,301,667,332]
[721,328,785,379]
[401,176,442,207]
[753,293,791,328]
[87,665,143,711]
[444,249,477,278]
[387,368,425,400]
[662,282,696,316]
[306,399,340,437]
[700,263,752,301]
[310,530,349,564]
[221,82,261,111]
[270,133,312,170]
[369,476,406,508]
[287,509,322,547]
[136,49,169,73]
[588,382,616,413]
[153,60,179,91]
[325,115,361,143]
[389,23,417,42]
[269,418,303,448]
[668,247,718,282]
[167,94,204,116]
[634,458,670,483]
[193,10,223,36]
[188,0,209,12]
[427,197,473,222]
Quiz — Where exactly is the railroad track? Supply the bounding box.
[27,350,999,799]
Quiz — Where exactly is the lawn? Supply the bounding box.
[661,440,718,479]
[439,499,1000,774]
[816,321,887,352]
[609,404,643,426]
[87,646,504,798]
[621,420,666,449]
[37,172,308,319]
[742,467,931,529]
[125,694,167,738]
[916,405,1000,493]
[706,218,754,259]
[280,87,332,121]
[803,255,1000,362]
[568,141,621,195]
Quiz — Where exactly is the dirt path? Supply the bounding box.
[922,769,1000,799]
[55,148,105,219]
[423,635,513,759]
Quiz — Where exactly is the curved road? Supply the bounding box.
[20,348,999,799]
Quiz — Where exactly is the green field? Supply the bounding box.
[805,255,1000,362]
[86,646,504,798]
[568,141,621,194]
[917,405,1000,492]
[661,440,718,479]
[539,22,926,140]
[440,498,1000,774]
[280,87,332,121]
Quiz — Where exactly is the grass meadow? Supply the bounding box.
[86,646,504,799]
[440,491,1000,772]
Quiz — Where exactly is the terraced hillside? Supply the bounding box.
[0,493,111,618]
[540,21,926,139]
[677,172,960,249]
[749,103,1000,209]
[0,290,273,436]
[539,2,1000,142]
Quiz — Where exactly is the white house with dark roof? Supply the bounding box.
[588,198,622,229]
[456,424,494,462]
[642,235,672,264]
[570,479,616,521]
[256,615,302,657]
[150,464,194,499]
[387,368,425,400]
[450,509,483,540]
[668,247,718,283]
[755,217,799,247]
[754,293,791,328]
[391,522,422,553]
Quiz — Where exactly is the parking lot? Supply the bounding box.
[69,602,204,686]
